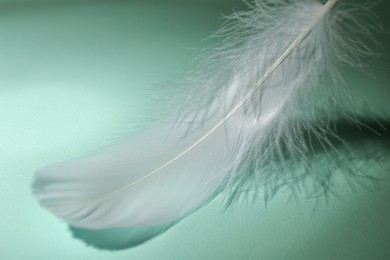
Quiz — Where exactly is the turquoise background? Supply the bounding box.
[0,0,389,259]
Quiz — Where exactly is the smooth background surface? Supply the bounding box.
[1,0,389,259]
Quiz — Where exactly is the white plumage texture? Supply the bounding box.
[33,0,377,229]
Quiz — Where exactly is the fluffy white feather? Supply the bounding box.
[33,0,375,229]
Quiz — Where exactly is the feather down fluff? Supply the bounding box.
[33,0,377,229]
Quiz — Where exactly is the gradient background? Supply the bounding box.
[0,0,389,259]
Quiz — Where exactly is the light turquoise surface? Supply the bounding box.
[1,1,389,259]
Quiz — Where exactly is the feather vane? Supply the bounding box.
[33,0,374,229]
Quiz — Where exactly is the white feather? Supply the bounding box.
[33,0,375,229]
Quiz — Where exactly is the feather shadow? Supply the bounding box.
[69,119,390,250]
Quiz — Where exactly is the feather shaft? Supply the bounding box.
[103,0,338,197]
